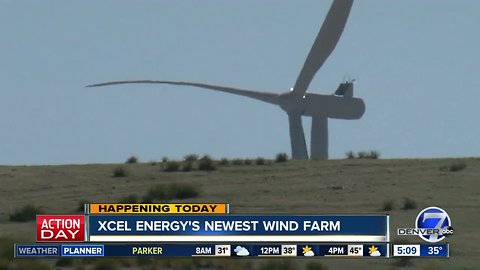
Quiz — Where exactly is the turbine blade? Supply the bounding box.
[287,112,309,159]
[292,0,353,96]
[87,80,280,105]
[310,116,328,159]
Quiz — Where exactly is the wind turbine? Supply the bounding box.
[88,0,365,160]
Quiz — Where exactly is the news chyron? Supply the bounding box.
[397,206,454,243]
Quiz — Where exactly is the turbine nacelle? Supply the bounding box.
[303,93,365,119]
[277,82,365,120]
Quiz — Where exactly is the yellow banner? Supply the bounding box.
[88,204,228,214]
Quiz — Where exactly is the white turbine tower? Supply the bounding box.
[88,0,365,160]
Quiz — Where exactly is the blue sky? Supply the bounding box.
[1,0,479,165]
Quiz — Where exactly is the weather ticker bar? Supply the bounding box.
[15,243,389,258]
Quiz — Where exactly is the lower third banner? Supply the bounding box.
[87,215,389,242]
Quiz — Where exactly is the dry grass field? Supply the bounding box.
[0,158,479,269]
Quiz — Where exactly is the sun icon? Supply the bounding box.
[368,245,378,254]
[302,245,312,254]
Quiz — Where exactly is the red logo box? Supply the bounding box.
[37,215,85,242]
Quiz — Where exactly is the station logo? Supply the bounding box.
[397,206,453,243]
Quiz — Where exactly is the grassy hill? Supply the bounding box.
[0,157,479,269]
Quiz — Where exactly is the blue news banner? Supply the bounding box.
[87,215,389,242]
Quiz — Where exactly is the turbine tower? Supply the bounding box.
[88,0,365,160]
